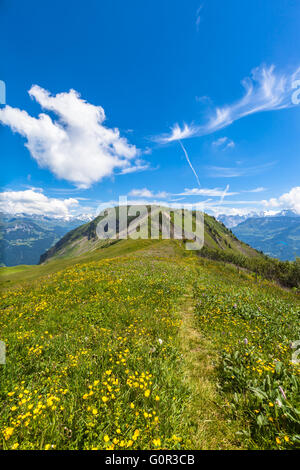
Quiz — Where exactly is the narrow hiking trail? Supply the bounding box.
[177,284,243,450]
[137,243,244,449]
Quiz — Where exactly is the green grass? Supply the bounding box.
[178,290,243,449]
[0,250,197,450]
[194,258,300,449]
[0,240,299,450]
[0,239,163,289]
[0,265,31,275]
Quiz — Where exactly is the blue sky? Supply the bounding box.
[0,0,300,218]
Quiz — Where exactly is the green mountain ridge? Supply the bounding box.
[2,208,299,291]
[39,207,260,264]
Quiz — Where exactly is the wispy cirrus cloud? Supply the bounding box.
[127,186,267,204]
[0,86,147,189]
[177,187,238,197]
[195,95,211,104]
[129,186,240,199]
[195,5,204,32]
[118,160,150,175]
[212,136,235,150]
[206,161,276,178]
[157,64,300,143]
[244,186,266,193]
[160,123,197,142]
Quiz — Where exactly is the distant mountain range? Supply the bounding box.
[217,210,300,261]
[0,213,93,266]
[1,209,300,266]
[217,209,299,228]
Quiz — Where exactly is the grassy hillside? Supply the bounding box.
[39,207,260,264]
[0,239,171,289]
[34,207,300,289]
[194,258,300,449]
[0,240,299,450]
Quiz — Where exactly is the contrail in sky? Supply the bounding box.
[220,184,230,204]
[178,140,201,187]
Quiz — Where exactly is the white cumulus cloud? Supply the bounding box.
[0,86,144,188]
[262,186,300,214]
[0,189,79,218]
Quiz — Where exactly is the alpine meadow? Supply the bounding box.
[1,0,300,456]
[1,211,299,450]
